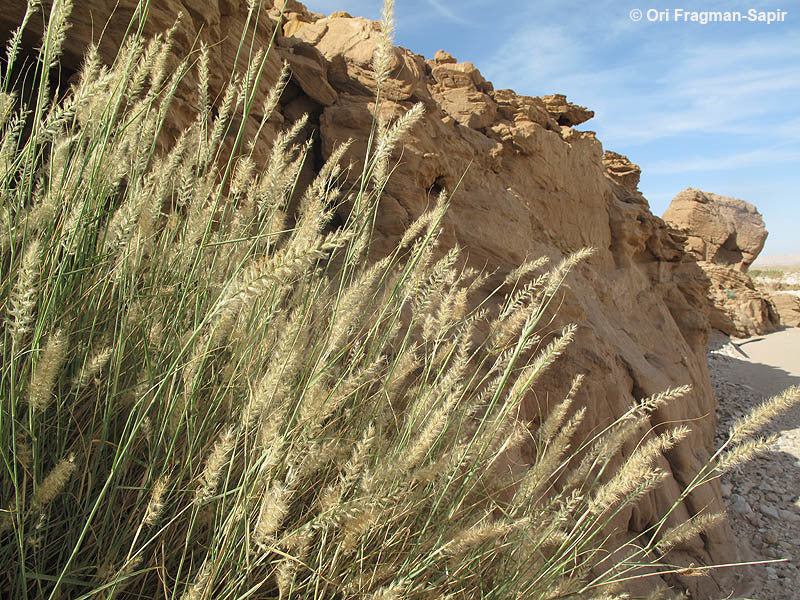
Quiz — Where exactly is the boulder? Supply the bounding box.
[292,14,429,102]
[701,263,779,336]
[663,189,779,336]
[603,151,642,192]
[769,293,800,327]
[663,188,768,272]
[541,93,595,126]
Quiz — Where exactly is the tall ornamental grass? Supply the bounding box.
[1,1,798,598]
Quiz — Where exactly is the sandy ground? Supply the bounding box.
[708,327,800,599]
[730,327,800,395]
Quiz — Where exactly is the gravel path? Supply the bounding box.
[708,327,800,600]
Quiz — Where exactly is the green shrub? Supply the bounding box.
[2,1,798,599]
[748,269,783,280]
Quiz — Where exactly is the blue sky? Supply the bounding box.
[302,1,799,256]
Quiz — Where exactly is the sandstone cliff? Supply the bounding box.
[663,188,782,336]
[1,2,742,596]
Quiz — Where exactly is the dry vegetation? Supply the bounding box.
[1,1,798,599]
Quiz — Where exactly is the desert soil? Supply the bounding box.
[708,327,800,599]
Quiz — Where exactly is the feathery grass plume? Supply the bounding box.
[206,75,241,165]
[543,247,595,296]
[297,139,350,218]
[256,113,310,214]
[28,329,69,412]
[275,529,312,598]
[339,504,380,556]
[728,385,800,444]
[148,14,181,93]
[286,438,340,490]
[195,41,211,122]
[34,454,75,509]
[143,475,170,527]
[14,432,33,470]
[369,579,406,600]
[539,374,585,444]
[321,424,376,511]
[715,434,778,473]
[561,412,650,494]
[0,91,15,127]
[503,256,551,287]
[123,35,155,101]
[238,46,266,109]
[221,235,349,314]
[655,512,724,555]
[503,324,577,410]
[397,190,446,250]
[325,355,387,422]
[196,425,237,503]
[491,280,549,350]
[0,104,25,181]
[590,426,690,514]
[7,239,42,345]
[104,193,139,255]
[42,0,73,70]
[254,482,290,544]
[384,342,421,401]
[183,560,213,600]
[275,559,296,600]
[249,61,291,152]
[513,407,586,506]
[370,102,425,188]
[74,42,101,96]
[399,384,462,473]
[444,517,529,559]
[632,385,692,420]
[3,1,41,80]
[325,256,391,357]
[372,0,396,87]
[74,343,113,387]
[231,155,256,198]
[6,1,779,596]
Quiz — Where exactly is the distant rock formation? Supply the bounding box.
[699,262,779,335]
[664,189,779,336]
[0,2,744,597]
[753,253,800,267]
[769,293,800,327]
[663,188,767,272]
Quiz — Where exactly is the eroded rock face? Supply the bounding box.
[664,188,768,272]
[0,2,740,597]
[701,263,779,336]
[663,189,779,336]
[768,293,800,327]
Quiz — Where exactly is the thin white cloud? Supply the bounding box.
[646,147,800,175]
[481,11,800,146]
[421,0,471,25]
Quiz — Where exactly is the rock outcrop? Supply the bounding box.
[1,2,742,597]
[769,293,800,327]
[700,263,779,335]
[751,272,800,328]
[664,189,779,337]
[664,188,768,272]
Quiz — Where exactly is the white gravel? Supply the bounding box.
[708,328,800,600]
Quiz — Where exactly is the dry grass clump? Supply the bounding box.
[2,1,799,599]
